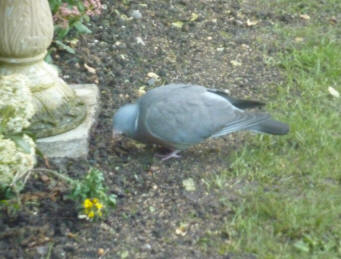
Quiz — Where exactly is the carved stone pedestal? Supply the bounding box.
[36,84,100,159]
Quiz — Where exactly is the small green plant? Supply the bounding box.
[0,189,21,216]
[49,0,102,40]
[44,167,116,221]
[68,168,117,220]
[47,0,102,56]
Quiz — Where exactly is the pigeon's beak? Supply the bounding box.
[112,130,122,142]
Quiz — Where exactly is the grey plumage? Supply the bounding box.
[112,84,289,152]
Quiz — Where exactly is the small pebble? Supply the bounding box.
[131,10,142,19]
[141,243,152,250]
[36,245,48,256]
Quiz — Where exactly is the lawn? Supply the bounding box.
[205,1,341,257]
[1,0,340,258]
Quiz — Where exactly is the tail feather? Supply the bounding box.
[208,89,265,109]
[250,119,289,135]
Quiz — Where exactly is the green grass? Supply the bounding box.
[200,5,341,258]
[257,0,341,16]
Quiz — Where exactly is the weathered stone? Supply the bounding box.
[0,0,87,138]
[36,84,99,159]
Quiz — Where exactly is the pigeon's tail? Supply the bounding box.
[250,119,289,135]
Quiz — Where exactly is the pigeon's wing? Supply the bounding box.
[138,84,268,149]
[207,88,265,109]
[209,112,270,138]
[137,84,211,148]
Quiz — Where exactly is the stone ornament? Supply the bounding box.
[0,0,86,138]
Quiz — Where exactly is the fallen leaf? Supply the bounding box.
[66,232,77,238]
[328,86,340,98]
[230,60,242,67]
[147,72,160,79]
[190,13,199,22]
[120,54,127,60]
[246,19,258,26]
[300,14,310,20]
[136,37,145,46]
[295,37,304,43]
[97,248,105,256]
[183,178,196,192]
[84,63,96,74]
[172,21,184,29]
[175,223,188,236]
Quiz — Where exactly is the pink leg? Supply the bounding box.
[155,150,181,161]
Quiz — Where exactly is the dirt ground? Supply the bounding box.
[0,0,294,258]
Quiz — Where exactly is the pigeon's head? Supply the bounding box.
[112,103,139,140]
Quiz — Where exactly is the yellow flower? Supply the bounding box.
[83,198,93,209]
[88,211,95,218]
[95,202,103,210]
[81,198,105,220]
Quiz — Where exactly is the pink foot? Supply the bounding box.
[155,150,181,161]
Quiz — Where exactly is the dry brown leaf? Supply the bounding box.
[84,63,96,74]
[97,248,105,256]
[147,72,160,79]
[300,14,311,20]
[172,21,183,28]
[230,60,242,67]
[246,19,258,26]
[295,37,304,43]
[175,223,188,236]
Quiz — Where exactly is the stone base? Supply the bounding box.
[36,84,100,159]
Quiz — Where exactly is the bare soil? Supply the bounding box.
[0,1,296,258]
